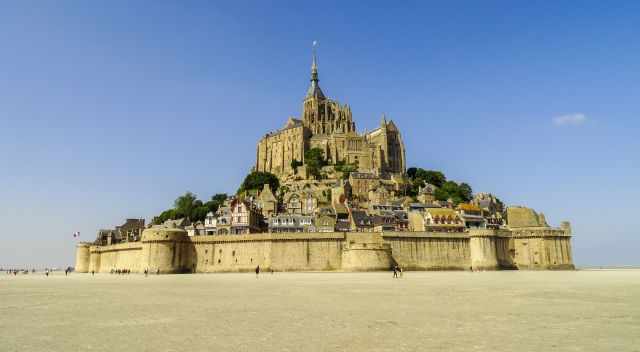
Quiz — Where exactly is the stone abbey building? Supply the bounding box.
[256,51,406,178]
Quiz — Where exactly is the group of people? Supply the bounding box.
[143,268,161,276]
[110,268,133,275]
[6,265,408,277]
[392,265,403,278]
[5,269,26,276]
[4,268,45,276]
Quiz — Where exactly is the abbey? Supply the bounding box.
[256,51,405,178]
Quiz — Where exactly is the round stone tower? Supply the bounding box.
[140,225,189,274]
[469,229,499,271]
[74,243,91,273]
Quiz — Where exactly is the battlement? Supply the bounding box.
[76,228,573,273]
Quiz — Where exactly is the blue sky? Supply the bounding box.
[1,1,638,267]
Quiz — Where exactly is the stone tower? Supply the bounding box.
[301,45,355,136]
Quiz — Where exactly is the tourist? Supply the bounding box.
[157,268,160,275]
[399,266,403,278]
[393,265,398,278]
[255,265,260,278]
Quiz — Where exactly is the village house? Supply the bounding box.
[269,214,314,233]
[230,198,264,234]
[408,208,465,232]
[215,206,232,235]
[204,212,217,235]
[350,209,374,232]
[456,203,486,229]
[185,221,205,237]
[314,207,337,232]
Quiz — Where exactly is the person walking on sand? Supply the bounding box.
[392,266,398,278]
[399,266,403,278]
[255,265,260,278]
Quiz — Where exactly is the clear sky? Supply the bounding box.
[1,1,638,268]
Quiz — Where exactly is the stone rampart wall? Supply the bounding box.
[382,232,471,270]
[89,242,143,273]
[79,229,574,273]
[190,233,345,272]
[510,227,574,270]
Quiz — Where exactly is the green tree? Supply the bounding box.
[434,181,473,205]
[304,147,326,178]
[458,182,473,202]
[190,206,210,222]
[416,169,446,188]
[290,159,303,172]
[174,192,198,220]
[152,208,177,225]
[334,160,358,179]
[406,167,418,179]
[238,171,279,194]
[405,167,448,197]
[405,166,473,203]
[152,192,230,225]
[205,193,228,213]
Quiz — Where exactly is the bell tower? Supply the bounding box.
[302,42,355,136]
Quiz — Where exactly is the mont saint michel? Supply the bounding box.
[74,50,574,274]
[4,3,640,352]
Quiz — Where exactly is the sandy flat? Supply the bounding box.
[1,270,639,352]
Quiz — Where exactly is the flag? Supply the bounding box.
[73,231,80,238]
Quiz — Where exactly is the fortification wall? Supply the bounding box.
[469,230,499,271]
[467,229,516,270]
[77,229,574,273]
[189,233,345,272]
[495,236,516,269]
[342,233,392,271]
[510,228,574,270]
[88,246,101,273]
[382,232,470,270]
[89,242,143,273]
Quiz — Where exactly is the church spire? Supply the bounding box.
[306,41,325,100]
[311,41,318,80]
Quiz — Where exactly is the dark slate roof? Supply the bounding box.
[351,210,373,227]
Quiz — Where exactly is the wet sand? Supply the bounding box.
[1,270,639,352]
